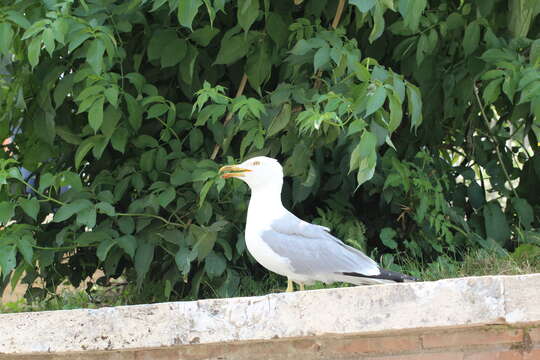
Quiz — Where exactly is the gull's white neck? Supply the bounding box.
[246,180,286,226]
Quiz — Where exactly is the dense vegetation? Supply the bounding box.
[0,0,539,304]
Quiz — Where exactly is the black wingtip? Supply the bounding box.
[343,268,419,282]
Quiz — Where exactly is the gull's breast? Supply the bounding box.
[245,225,294,278]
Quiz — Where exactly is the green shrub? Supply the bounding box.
[0,0,538,302]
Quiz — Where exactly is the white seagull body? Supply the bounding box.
[220,156,416,288]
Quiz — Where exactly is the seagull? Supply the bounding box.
[219,156,416,291]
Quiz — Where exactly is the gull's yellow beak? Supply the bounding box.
[219,165,252,179]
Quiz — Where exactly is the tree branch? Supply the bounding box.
[473,84,519,199]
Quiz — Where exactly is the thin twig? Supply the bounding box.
[16,178,186,228]
[17,178,65,206]
[314,0,346,89]
[156,117,181,143]
[210,73,249,160]
[331,0,346,30]
[473,85,519,199]
[116,212,186,228]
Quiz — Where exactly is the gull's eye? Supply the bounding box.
[252,161,261,166]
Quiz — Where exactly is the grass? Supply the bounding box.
[1,247,539,314]
[0,282,136,314]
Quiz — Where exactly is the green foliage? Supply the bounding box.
[0,0,539,303]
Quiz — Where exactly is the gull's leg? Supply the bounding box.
[286,278,294,292]
[299,283,305,291]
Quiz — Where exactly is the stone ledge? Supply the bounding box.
[0,274,539,356]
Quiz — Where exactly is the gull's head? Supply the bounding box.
[219,156,283,191]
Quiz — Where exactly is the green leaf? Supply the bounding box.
[354,63,370,82]
[147,103,169,119]
[365,86,387,116]
[28,36,41,68]
[178,0,203,30]
[140,149,155,172]
[406,84,423,131]
[482,78,502,105]
[101,105,122,137]
[125,93,143,131]
[118,217,135,234]
[42,27,55,56]
[171,168,192,186]
[0,202,15,225]
[104,87,119,107]
[481,70,504,81]
[19,198,39,220]
[88,96,105,132]
[531,39,540,65]
[17,234,34,265]
[75,137,96,169]
[189,128,203,151]
[191,225,217,261]
[467,182,485,209]
[350,0,376,13]
[148,30,173,61]
[0,23,14,55]
[96,202,116,216]
[266,12,288,47]
[151,0,168,11]
[463,21,480,56]
[161,38,187,68]
[86,38,106,74]
[135,240,155,288]
[388,92,403,132]
[77,205,97,228]
[117,235,137,258]
[77,83,104,100]
[380,227,398,249]
[399,0,426,32]
[60,171,83,192]
[21,19,48,40]
[198,180,213,207]
[180,43,198,84]
[204,251,227,277]
[353,130,378,186]
[0,245,16,281]
[267,103,291,137]
[483,201,510,245]
[68,30,91,53]
[6,10,31,29]
[134,135,159,149]
[290,39,314,56]
[214,34,249,65]
[195,104,226,126]
[111,127,128,153]
[512,198,534,230]
[54,199,93,223]
[156,187,175,207]
[416,33,428,65]
[238,0,259,33]
[246,41,272,91]
[52,18,68,44]
[369,3,385,43]
[313,46,331,72]
[38,173,55,193]
[190,25,220,46]
[175,246,194,275]
[347,118,367,136]
[97,238,116,261]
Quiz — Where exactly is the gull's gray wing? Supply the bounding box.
[260,212,380,277]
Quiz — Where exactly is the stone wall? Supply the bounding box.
[1,274,539,360]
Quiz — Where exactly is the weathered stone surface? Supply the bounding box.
[0,274,538,356]
[502,275,540,324]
